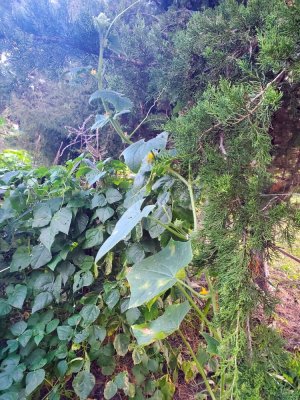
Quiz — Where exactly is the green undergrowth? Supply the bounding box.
[1,0,300,399]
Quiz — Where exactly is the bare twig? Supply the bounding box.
[129,87,166,138]
[272,244,300,264]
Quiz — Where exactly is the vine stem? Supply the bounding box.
[97,38,132,145]
[178,330,217,400]
[177,279,209,300]
[104,0,141,42]
[177,282,220,340]
[149,216,188,241]
[169,168,198,232]
[97,1,142,146]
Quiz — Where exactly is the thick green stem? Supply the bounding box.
[178,330,217,400]
[177,283,211,331]
[178,279,209,300]
[149,216,188,241]
[97,35,132,145]
[169,168,198,232]
[177,282,221,341]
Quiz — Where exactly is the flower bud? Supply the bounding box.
[93,12,110,34]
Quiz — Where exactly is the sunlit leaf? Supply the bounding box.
[127,239,192,308]
[132,302,190,346]
[121,132,168,173]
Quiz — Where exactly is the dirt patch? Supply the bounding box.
[270,268,300,351]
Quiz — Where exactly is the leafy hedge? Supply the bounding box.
[0,138,200,399]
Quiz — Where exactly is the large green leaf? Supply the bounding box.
[80,305,100,325]
[10,247,31,272]
[95,206,114,223]
[39,226,58,251]
[86,168,106,185]
[104,380,118,400]
[25,369,45,396]
[32,292,53,314]
[73,271,94,292]
[105,188,122,204]
[95,200,155,262]
[72,371,95,400]
[51,207,72,235]
[10,321,27,336]
[127,239,192,308]
[0,299,12,316]
[0,356,26,391]
[89,90,133,113]
[121,132,168,173]
[82,227,104,249]
[32,204,52,228]
[31,244,52,269]
[7,285,27,309]
[91,193,107,208]
[126,243,145,264]
[57,325,74,341]
[132,302,190,346]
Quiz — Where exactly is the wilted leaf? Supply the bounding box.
[113,334,130,356]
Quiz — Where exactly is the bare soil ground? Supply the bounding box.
[270,248,300,351]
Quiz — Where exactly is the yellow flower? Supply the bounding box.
[71,343,81,351]
[90,69,97,76]
[146,152,155,163]
[199,287,209,295]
